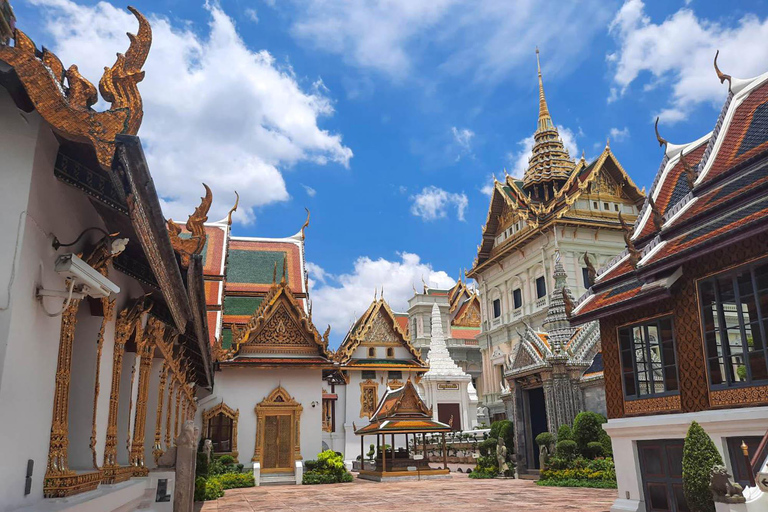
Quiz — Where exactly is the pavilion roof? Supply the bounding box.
[355,379,451,435]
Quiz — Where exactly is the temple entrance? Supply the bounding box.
[525,387,548,469]
[253,386,303,473]
[638,439,688,512]
[437,403,462,430]
[263,415,293,471]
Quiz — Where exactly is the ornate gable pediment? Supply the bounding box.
[453,296,481,327]
[362,309,401,345]
[230,282,330,358]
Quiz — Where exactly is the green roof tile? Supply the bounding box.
[223,296,263,316]
[227,249,288,285]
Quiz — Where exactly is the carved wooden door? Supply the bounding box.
[263,414,293,471]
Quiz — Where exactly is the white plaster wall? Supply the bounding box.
[117,352,140,465]
[351,345,413,360]
[195,367,323,465]
[604,407,768,512]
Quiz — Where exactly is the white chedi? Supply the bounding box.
[424,303,468,377]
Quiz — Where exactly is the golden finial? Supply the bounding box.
[272,261,278,285]
[166,183,212,268]
[535,47,552,128]
[581,150,586,161]
[655,117,668,149]
[281,257,287,285]
[300,208,310,240]
[380,286,384,299]
[606,137,610,149]
[374,287,377,300]
[226,191,239,226]
[714,50,732,91]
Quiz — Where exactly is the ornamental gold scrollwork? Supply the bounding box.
[166,184,212,268]
[90,298,116,470]
[359,380,379,419]
[623,394,681,416]
[0,7,150,170]
[153,362,169,464]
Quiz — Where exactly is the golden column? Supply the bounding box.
[174,384,182,439]
[102,300,147,484]
[130,317,163,475]
[165,380,175,447]
[153,362,169,463]
[89,298,116,469]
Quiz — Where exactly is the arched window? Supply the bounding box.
[202,402,239,459]
[368,347,376,358]
[386,347,394,358]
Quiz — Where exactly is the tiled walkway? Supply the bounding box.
[196,474,617,512]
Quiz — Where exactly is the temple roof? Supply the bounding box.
[523,50,576,188]
[336,297,425,367]
[572,62,768,324]
[355,379,452,435]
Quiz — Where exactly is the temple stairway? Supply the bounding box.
[260,472,296,486]
[518,469,540,481]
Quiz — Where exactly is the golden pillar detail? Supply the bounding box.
[102,300,148,485]
[129,317,163,475]
[174,386,181,440]
[89,298,116,470]
[153,362,169,463]
[43,299,102,497]
[165,382,174,447]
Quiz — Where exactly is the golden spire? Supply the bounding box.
[536,47,553,134]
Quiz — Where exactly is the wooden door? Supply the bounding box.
[638,439,689,512]
[262,414,293,472]
[437,403,462,430]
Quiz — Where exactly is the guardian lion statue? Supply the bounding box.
[710,465,745,504]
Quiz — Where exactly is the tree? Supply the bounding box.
[573,411,606,453]
[682,421,723,512]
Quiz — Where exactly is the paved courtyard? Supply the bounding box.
[196,474,617,511]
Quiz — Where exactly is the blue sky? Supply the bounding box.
[15,0,768,343]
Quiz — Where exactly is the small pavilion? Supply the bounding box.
[355,379,452,481]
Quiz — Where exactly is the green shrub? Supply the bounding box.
[217,454,236,465]
[468,468,498,479]
[535,432,555,449]
[555,440,578,460]
[196,453,209,477]
[539,456,616,486]
[683,422,723,512]
[479,437,497,457]
[598,429,613,457]
[302,450,353,485]
[216,472,255,490]
[490,420,514,449]
[194,475,224,501]
[584,441,605,459]
[557,424,573,442]
[572,412,607,453]
[536,478,617,489]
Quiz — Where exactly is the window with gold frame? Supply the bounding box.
[202,402,239,460]
[359,379,379,418]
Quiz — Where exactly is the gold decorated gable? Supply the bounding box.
[335,298,423,365]
[0,7,150,170]
[453,295,481,328]
[227,280,330,358]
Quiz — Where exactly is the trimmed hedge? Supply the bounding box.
[302,450,354,485]
[682,421,723,512]
[557,424,573,442]
[536,478,617,489]
[216,472,255,490]
[572,412,606,453]
[535,432,555,449]
[555,440,578,460]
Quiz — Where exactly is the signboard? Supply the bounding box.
[758,472,768,493]
[437,383,459,390]
[413,454,424,460]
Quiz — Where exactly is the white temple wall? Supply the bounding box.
[350,345,412,360]
[197,367,324,465]
[117,351,140,465]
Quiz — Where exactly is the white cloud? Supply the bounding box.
[451,126,475,161]
[308,253,455,346]
[480,172,504,197]
[301,184,317,197]
[286,0,612,82]
[608,0,768,123]
[609,126,630,142]
[30,0,352,223]
[244,8,259,23]
[410,186,468,221]
[506,125,578,179]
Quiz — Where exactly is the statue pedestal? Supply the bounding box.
[715,502,747,512]
[148,469,175,512]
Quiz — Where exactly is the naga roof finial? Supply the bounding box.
[714,50,732,91]
[167,183,212,268]
[680,149,697,189]
[226,191,239,226]
[300,208,310,240]
[583,251,596,287]
[618,212,640,268]
[655,117,667,150]
[648,195,663,231]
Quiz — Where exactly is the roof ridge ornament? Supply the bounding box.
[714,50,732,91]
[167,183,212,268]
[226,191,239,226]
[680,149,698,189]
[647,195,664,231]
[618,212,640,268]
[0,6,152,169]
[300,208,310,240]
[583,252,596,287]
[655,117,668,150]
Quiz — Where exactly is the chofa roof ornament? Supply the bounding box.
[167,184,212,268]
[0,6,151,169]
[714,50,732,91]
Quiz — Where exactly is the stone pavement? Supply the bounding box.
[196,474,617,512]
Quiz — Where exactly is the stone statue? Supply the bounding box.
[156,446,176,468]
[710,465,745,503]
[496,436,509,476]
[203,439,213,465]
[539,444,549,470]
[174,421,200,512]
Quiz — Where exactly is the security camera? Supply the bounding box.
[54,253,120,298]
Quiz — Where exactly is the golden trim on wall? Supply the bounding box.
[130,317,163,475]
[387,379,404,389]
[90,298,115,470]
[153,362,169,464]
[623,394,681,416]
[710,385,768,407]
[202,402,240,460]
[360,379,379,419]
[253,386,303,469]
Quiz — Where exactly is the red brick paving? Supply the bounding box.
[196,474,617,512]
